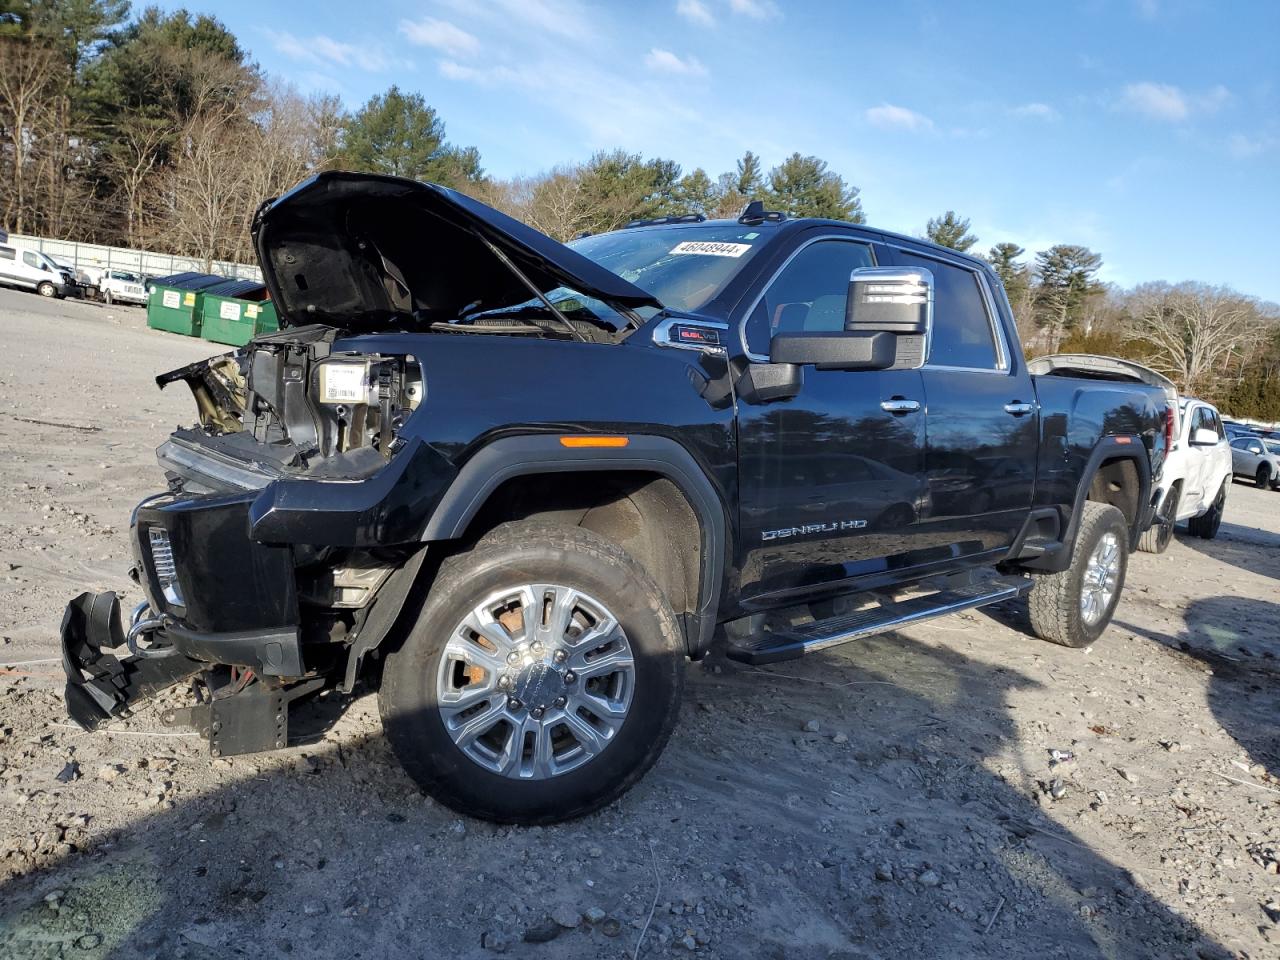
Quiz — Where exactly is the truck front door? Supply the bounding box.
[734,234,931,606]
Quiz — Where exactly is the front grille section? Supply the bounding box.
[148,528,184,606]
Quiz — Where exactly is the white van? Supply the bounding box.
[0,242,76,298]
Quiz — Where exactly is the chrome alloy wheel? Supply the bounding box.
[1080,531,1121,626]
[436,584,635,780]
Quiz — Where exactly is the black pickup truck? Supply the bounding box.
[60,172,1169,824]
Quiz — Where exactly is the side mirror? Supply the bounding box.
[767,266,933,371]
[1190,428,1218,446]
[845,266,932,336]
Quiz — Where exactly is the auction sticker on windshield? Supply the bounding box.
[669,241,752,258]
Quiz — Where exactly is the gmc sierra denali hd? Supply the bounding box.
[60,172,1168,824]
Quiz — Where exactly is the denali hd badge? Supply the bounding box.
[762,520,867,541]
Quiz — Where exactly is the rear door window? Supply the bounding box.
[0,246,14,260]
[896,252,1000,369]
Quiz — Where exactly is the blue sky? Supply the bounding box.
[171,0,1278,301]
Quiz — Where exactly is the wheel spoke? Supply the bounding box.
[577,688,629,720]
[571,645,634,680]
[446,695,507,748]
[458,610,517,659]
[561,705,608,756]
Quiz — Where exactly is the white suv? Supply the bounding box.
[0,242,76,298]
[1140,397,1232,552]
[96,269,149,305]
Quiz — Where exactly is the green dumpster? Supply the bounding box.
[146,272,228,337]
[198,280,279,347]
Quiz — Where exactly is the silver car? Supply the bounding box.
[1230,435,1280,489]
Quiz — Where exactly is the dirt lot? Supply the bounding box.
[0,289,1277,960]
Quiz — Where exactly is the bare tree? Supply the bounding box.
[1129,282,1268,392]
[0,38,64,233]
[160,108,253,268]
[102,114,168,247]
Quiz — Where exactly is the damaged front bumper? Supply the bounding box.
[59,591,204,730]
[60,590,325,756]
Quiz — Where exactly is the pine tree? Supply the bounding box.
[1033,244,1104,344]
[342,86,482,186]
[925,211,977,251]
[764,153,863,221]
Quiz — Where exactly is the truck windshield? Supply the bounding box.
[569,224,769,312]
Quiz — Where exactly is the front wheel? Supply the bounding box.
[1256,465,1271,489]
[37,281,57,298]
[379,522,685,824]
[1028,502,1129,648]
[103,289,113,305]
[1187,481,1226,539]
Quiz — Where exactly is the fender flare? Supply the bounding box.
[1016,436,1152,573]
[1064,435,1152,551]
[422,434,728,657]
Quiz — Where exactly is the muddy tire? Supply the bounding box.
[1187,481,1226,539]
[1028,502,1129,648]
[37,281,57,298]
[1138,486,1178,554]
[379,522,685,825]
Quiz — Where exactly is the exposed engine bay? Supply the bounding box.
[155,325,422,495]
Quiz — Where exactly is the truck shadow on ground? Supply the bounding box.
[1116,595,1280,780]
[0,634,1231,960]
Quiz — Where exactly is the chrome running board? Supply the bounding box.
[725,576,1031,665]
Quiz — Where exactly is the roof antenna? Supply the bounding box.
[738,200,786,225]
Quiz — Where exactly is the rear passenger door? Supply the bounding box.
[888,245,1038,560]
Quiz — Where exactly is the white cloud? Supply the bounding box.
[266,30,401,72]
[644,48,708,77]
[865,104,934,132]
[1227,133,1274,158]
[676,0,714,26]
[1010,102,1058,120]
[398,17,480,57]
[1117,81,1231,121]
[728,0,780,20]
[1119,82,1189,120]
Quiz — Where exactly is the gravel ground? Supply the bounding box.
[0,289,1277,960]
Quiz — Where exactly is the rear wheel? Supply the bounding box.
[37,281,56,298]
[103,289,113,305]
[1028,502,1129,648]
[1138,486,1179,554]
[1256,465,1271,489]
[1187,481,1226,539]
[379,522,685,824]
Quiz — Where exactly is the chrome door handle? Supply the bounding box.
[880,398,921,414]
[1003,402,1034,416]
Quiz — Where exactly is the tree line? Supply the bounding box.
[1,2,1276,420]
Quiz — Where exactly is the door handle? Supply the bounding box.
[1003,402,1034,416]
[880,398,921,414]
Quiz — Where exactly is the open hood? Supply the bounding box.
[252,171,661,331]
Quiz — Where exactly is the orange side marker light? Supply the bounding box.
[559,436,630,448]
